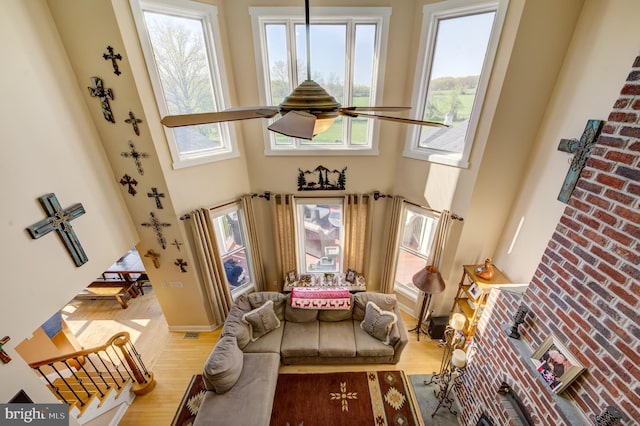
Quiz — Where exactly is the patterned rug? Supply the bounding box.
[270,370,423,426]
[171,374,207,426]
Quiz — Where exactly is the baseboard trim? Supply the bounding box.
[167,324,221,333]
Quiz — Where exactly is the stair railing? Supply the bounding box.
[28,332,155,408]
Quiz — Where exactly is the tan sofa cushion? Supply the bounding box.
[360,301,398,345]
[318,321,356,357]
[281,321,319,357]
[285,295,318,322]
[353,320,395,358]
[317,294,354,322]
[202,336,243,394]
[242,300,281,342]
[247,292,287,320]
[353,292,397,321]
[243,324,284,354]
[221,306,251,350]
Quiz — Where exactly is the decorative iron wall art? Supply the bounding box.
[171,239,183,252]
[297,165,347,191]
[144,249,161,269]
[125,111,143,136]
[147,187,165,209]
[88,77,115,123]
[141,212,171,249]
[119,174,138,196]
[175,258,188,273]
[102,46,122,76]
[121,141,149,175]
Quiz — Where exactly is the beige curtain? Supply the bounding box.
[241,195,266,292]
[272,194,297,281]
[380,196,405,294]
[343,194,372,276]
[188,208,233,325]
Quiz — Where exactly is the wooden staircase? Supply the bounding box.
[29,332,155,424]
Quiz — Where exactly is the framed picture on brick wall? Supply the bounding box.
[531,334,586,394]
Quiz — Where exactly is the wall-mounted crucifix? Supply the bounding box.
[119,174,138,196]
[147,187,165,209]
[125,111,143,136]
[175,258,188,273]
[0,336,11,364]
[102,46,122,76]
[121,141,149,176]
[141,212,171,249]
[144,249,161,269]
[26,193,88,267]
[171,239,183,252]
[557,119,604,203]
[88,77,115,123]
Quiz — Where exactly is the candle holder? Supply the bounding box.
[424,313,467,416]
[507,304,529,339]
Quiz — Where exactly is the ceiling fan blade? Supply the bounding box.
[268,110,317,140]
[161,108,278,128]
[340,106,411,112]
[340,110,449,128]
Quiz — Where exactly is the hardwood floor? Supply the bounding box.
[61,290,445,425]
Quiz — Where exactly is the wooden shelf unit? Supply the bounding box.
[451,264,512,339]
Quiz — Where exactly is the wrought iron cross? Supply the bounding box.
[125,111,143,136]
[88,77,115,123]
[102,45,122,76]
[119,174,138,196]
[175,258,188,273]
[0,336,11,364]
[171,239,183,252]
[557,119,604,203]
[144,249,161,269]
[147,187,165,209]
[141,212,171,249]
[26,193,88,266]
[121,141,149,175]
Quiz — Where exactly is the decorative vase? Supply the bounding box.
[475,258,495,280]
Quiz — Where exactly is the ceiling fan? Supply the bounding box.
[160,0,448,140]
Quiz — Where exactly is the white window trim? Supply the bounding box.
[130,0,239,169]
[249,7,391,156]
[403,0,508,168]
[210,202,256,296]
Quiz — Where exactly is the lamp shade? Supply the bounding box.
[412,265,446,294]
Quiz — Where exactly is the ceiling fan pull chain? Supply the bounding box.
[305,0,311,81]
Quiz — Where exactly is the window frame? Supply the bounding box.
[249,7,391,156]
[394,204,440,302]
[130,0,239,169]
[403,0,508,168]
[294,197,346,274]
[209,202,255,298]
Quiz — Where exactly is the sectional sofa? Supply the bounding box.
[193,291,408,426]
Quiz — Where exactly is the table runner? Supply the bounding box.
[290,287,351,310]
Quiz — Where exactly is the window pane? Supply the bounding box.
[419,12,496,153]
[222,249,250,289]
[299,203,342,273]
[212,209,253,292]
[265,24,290,105]
[351,24,375,145]
[143,11,223,154]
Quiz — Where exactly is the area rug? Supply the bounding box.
[171,374,206,426]
[270,370,423,426]
[409,375,461,426]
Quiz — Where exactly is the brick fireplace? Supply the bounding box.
[457,55,640,424]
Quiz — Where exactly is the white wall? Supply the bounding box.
[0,0,137,407]
[494,0,640,283]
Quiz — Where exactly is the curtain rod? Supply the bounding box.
[373,191,463,221]
[180,199,241,220]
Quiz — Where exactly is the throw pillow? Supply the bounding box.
[242,300,281,342]
[202,335,243,394]
[360,301,398,345]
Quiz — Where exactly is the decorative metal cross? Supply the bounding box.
[119,174,138,196]
[26,193,88,267]
[121,141,149,175]
[175,258,188,273]
[144,249,161,269]
[171,239,183,252]
[0,336,11,364]
[147,187,165,209]
[102,46,122,76]
[141,212,171,249]
[557,119,604,203]
[125,111,143,136]
[88,77,115,123]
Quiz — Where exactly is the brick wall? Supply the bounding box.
[458,55,640,425]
